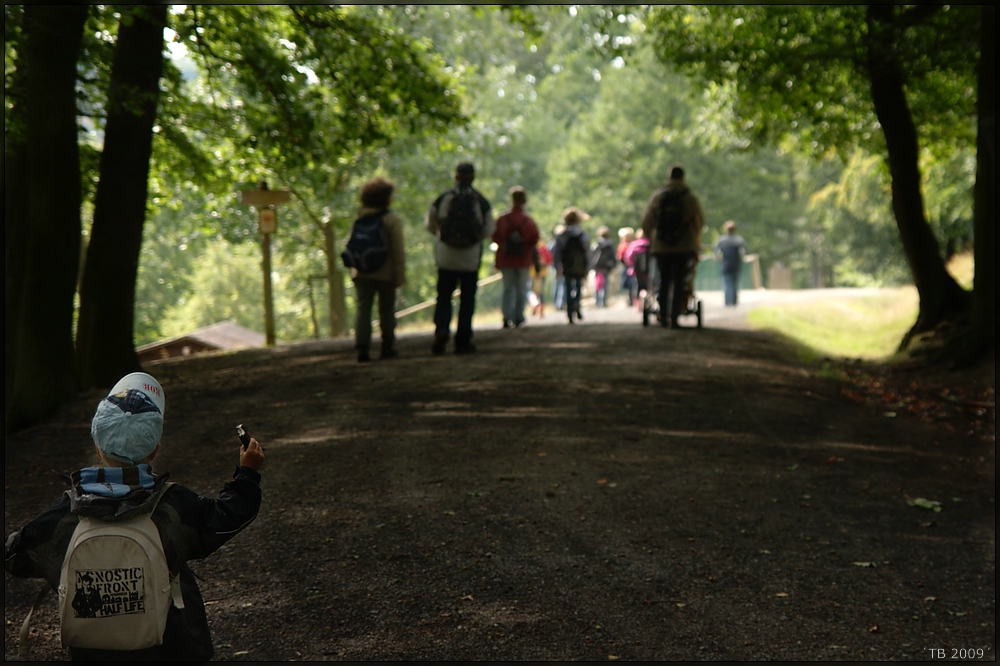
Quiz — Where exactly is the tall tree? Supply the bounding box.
[6,5,88,432]
[967,5,995,361]
[76,5,168,388]
[4,6,30,424]
[863,5,970,347]
[647,5,982,350]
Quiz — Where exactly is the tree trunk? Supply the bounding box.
[76,5,167,388]
[865,5,970,351]
[966,5,996,358]
[4,13,30,426]
[6,5,88,433]
[323,223,349,337]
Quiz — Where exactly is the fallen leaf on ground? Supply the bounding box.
[906,496,943,512]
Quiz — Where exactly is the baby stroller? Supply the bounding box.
[639,250,703,329]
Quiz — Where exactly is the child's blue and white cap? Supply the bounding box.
[91,372,165,465]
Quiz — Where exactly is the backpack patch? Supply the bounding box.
[341,213,389,273]
[562,234,589,278]
[439,187,484,248]
[59,486,177,650]
[656,189,687,245]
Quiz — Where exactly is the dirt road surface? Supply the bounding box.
[5,289,995,661]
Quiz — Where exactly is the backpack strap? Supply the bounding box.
[18,582,51,658]
[150,482,184,610]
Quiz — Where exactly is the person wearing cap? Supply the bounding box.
[640,163,705,328]
[426,161,495,354]
[4,372,265,660]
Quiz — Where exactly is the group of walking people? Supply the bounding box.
[345,161,750,360]
[5,162,749,658]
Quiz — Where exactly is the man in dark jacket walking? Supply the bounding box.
[426,162,495,355]
[641,164,705,328]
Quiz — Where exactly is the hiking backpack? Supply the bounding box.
[341,212,390,273]
[562,233,589,278]
[58,483,179,650]
[596,240,617,271]
[503,219,525,258]
[631,241,651,276]
[438,186,485,248]
[656,189,688,245]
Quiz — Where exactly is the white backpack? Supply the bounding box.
[57,482,181,650]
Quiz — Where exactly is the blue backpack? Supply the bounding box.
[342,212,389,273]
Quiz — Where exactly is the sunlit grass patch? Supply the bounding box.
[946,251,974,290]
[747,287,919,361]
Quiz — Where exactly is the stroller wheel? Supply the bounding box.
[642,307,650,327]
[696,300,703,329]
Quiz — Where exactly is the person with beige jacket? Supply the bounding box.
[640,164,705,328]
[349,177,406,361]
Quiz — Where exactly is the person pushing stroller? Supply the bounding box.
[640,164,705,328]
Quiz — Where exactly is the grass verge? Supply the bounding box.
[747,287,919,361]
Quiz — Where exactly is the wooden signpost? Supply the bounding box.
[240,181,290,347]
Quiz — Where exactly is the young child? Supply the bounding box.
[623,229,652,311]
[552,207,592,324]
[529,238,553,318]
[5,372,265,660]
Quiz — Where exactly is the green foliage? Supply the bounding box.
[157,237,318,342]
[645,5,980,292]
[534,34,815,285]
[120,4,979,346]
[646,5,978,159]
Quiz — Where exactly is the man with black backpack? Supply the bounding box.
[426,162,494,355]
[492,186,540,329]
[641,164,705,328]
[5,372,265,660]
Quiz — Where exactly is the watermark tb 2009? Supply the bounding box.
[923,648,991,660]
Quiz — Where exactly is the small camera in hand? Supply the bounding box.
[236,424,251,450]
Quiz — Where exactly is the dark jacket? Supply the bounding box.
[640,179,705,254]
[591,237,617,272]
[4,464,262,661]
[552,224,592,278]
